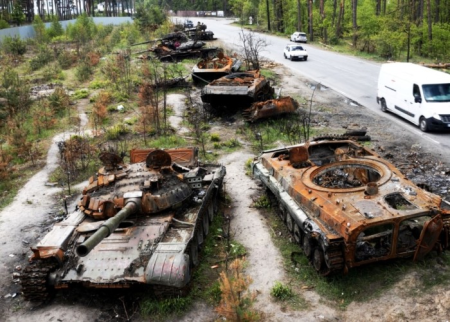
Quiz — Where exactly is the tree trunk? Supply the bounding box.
[308,0,313,41]
[336,0,344,39]
[297,0,302,31]
[332,0,337,26]
[279,0,284,32]
[352,0,358,48]
[427,0,432,41]
[266,0,271,31]
[320,0,327,42]
[434,0,440,22]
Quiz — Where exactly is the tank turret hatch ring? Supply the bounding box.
[302,159,392,193]
[146,150,172,169]
[99,152,123,170]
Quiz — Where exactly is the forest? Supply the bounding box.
[1,0,450,61]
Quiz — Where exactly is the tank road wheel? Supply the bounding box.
[313,248,325,272]
[380,99,388,112]
[197,221,205,246]
[189,239,200,267]
[293,224,302,245]
[208,202,214,222]
[202,213,210,236]
[277,204,287,222]
[286,213,294,232]
[302,236,314,258]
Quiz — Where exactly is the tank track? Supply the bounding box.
[266,188,345,275]
[322,243,345,276]
[21,259,58,302]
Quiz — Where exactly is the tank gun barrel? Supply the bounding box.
[76,198,141,257]
[131,39,160,47]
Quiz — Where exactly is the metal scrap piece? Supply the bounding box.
[242,96,299,121]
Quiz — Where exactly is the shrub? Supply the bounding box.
[47,16,64,39]
[89,79,108,89]
[57,50,76,69]
[2,36,27,56]
[210,133,221,142]
[72,89,89,99]
[106,123,130,140]
[223,138,241,148]
[253,195,270,209]
[270,281,294,301]
[75,61,93,82]
[0,19,9,29]
[48,87,70,113]
[29,45,53,70]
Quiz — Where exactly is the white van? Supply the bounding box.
[376,62,450,131]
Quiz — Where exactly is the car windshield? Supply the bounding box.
[422,83,450,102]
[292,46,303,51]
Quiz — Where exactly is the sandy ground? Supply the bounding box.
[1,66,450,322]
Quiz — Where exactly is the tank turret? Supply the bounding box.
[76,198,141,257]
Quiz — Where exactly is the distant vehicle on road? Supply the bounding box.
[290,31,307,43]
[377,62,450,132]
[283,44,308,61]
[184,19,194,28]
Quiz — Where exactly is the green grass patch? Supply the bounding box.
[260,69,280,85]
[72,89,90,99]
[141,297,192,318]
[253,195,271,209]
[146,135,187,149]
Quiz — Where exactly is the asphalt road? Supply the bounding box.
[177,17,450,152]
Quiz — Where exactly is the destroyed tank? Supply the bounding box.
[252,138,450,275]
[201,70,274,113]
[21,147,226,300]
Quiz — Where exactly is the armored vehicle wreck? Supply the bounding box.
[201,70,274,113]
[21,147,226,301]
[192,52,241,84]
[252,139,450,275]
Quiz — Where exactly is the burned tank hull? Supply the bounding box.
[252,139,450,275]
[242,96,299,122]
[201,70,274,113]
[21,147,226,300]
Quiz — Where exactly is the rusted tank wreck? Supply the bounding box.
[252,138,450,275]
[242,96,299,122]
[192,52,241,84]
[201,70,274,112]
[21,147,226,300]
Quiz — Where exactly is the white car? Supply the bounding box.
[284,45,308,61]
[290,31,307,43]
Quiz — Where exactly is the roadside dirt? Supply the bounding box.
[1,63,450,322]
